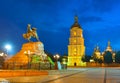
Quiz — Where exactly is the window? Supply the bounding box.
[74,48,76,51]
[74,39,76,43]
[73,31,76,36]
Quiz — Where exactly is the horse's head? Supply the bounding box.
[32,27,37,31]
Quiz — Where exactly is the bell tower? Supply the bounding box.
[67,16,86,66]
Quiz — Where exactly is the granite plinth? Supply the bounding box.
[4,42,46,69]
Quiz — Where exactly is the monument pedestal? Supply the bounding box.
[4,42,47,69]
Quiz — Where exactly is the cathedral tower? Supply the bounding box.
[67,16,86,66]
[106,41,112,52]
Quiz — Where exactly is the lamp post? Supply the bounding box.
[0,52,7,62]
[0,52,6,68]
[0,53,5,57]
[24,50,33,69]
[5,44,11,55]
[54,54,60,70]
[62,57,67,69]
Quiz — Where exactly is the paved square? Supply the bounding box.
[3,67,120,83]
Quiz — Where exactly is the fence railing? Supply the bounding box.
[3,62,55,70]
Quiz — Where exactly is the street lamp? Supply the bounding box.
[0,53,4,56]
[0,52,7,58]
[24,50,33,69]
[62,58,67,69]
[54,54,60,70]
[0,52,6,69]
[5,44,11,55]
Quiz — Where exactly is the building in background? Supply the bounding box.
[92,45,101,60]
[92,41,116,63]
[67,16,86,66]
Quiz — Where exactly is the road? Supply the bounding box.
[4,68,120,83]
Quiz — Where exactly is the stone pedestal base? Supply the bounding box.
[4,42,46,69]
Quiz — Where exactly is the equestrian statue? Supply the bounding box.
[23,24,39,42]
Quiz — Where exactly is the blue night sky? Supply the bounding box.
[0,0,120,56]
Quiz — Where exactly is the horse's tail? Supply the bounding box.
[36,37,39,41]
[34,33,39,41]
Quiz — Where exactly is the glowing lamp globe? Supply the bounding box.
[5,44,12,50]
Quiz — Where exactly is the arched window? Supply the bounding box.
[73,31,76,36]
[74,39,76,43]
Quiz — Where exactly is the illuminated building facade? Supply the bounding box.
[104,41,116,62]
[93,46,101,59]
[105,41,112,52]
[92,41,115,62]
[67,16,86,66]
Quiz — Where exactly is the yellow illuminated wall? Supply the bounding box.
[67,16,86,66]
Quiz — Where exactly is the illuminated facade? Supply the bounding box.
[93,41,115,62]
[104,41,116,62]
[105,41,112,52]
[67,16,86,66]
[93,46,101,59]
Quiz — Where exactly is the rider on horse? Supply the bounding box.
[23,24,39,42]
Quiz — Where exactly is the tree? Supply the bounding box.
[82,55,91,62]
[59,54,68,62]
[104,51,113,64]
[92,55,103,64]
[115,51,120,63]
[97,58,103,64]
[45,51,54,61]
[0,56,5,68]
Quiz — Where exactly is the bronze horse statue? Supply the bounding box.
[23,24,39,42]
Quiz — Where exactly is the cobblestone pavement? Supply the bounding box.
[1,67,120,83]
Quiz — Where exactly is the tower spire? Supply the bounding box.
[71,15,81,29]
[74,15,78,23]
[108,41,110,47]
[106,41,112,52]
